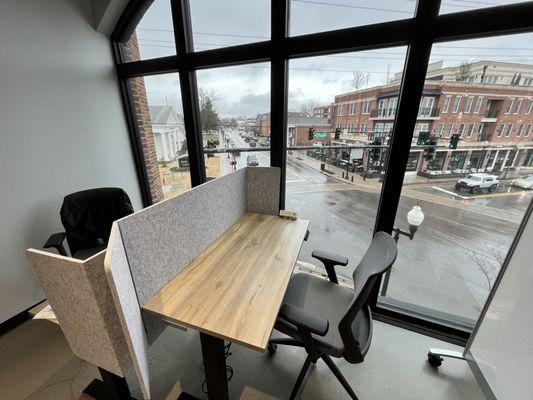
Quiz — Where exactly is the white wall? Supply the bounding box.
[469,203,533,400]
[0,0,143,322]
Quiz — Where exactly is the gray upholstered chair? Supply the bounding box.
[267,231,398,400]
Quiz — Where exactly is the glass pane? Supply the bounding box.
[196,63,270,179]
[379,33,533,325]
[290,0,415,37]
[286,47,407,282]
[190,0,270,51]
[120,0,175,62]
[440,0,527,15]
[127,74,191,202]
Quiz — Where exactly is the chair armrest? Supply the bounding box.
[279,303,329,337]
[312,249,349,284]
[43,232,68,256]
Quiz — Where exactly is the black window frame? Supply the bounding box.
[111,0,533,345]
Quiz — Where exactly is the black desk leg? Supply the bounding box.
[82,367,134,399]
[200,332,229,400]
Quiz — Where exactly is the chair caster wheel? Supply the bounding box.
[267,343,277,354]
[428,352,443,367]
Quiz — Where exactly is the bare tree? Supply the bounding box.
[386,62,393,84]
[455,62,473,82]
[351,71,368,90]
[301,99,320,117]
[468,241,508,309]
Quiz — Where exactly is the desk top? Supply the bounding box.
[143,212,309,352]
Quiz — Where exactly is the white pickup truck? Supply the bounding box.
[455,173,499,194]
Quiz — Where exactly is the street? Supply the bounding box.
[219,129,533,322]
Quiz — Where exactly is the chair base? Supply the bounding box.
[268,339,359,400]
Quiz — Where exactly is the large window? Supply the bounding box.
[196,63,270,179]
[379,34,533,327]
[113,0,533,342]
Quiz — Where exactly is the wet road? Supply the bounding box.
[222,129,533,321]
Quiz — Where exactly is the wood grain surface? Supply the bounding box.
[143,212,309,352]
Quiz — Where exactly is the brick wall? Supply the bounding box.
[123,34,164,203]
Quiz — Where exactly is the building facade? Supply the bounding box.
[149,106,186,162]
[326,61,533,174]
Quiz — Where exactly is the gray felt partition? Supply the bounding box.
[103,166,280,399]
[26,249,133,379]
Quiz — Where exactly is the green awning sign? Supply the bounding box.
[313,132,328,138]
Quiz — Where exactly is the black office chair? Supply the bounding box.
[267,231,397,400]
[43,188,134,259]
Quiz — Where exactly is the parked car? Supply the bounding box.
[510,175,533,189]
[246,154,259,166]
[455,173,499,194]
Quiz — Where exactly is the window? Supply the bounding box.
[505,98,514,114]
[523,77,533,86]
[419,96,434,117]
[435,123,444,137]
[348,102,356,115]
[451,96,461,113]
[440,0,526,14]
[526,100,533,115]
[338,104,344,116]
[190,0,270,51]
[444,123,453,138]
[196,63,270,179]
[458,123,465,136]
[378,98,388,117]
[119,0,176,62]
[464,96,474,113]
[442,96,451,113]
[473,97,483,114]
[347,123,354,132]
[505,124,513,137]
[497,124,505,137]
[362,100,371,114]
[466,123,475,138]
[526,124,532,137]
[126,74,191,202]
[388,97,398,117]
[290,0,416,36]
[513,99,523,114]
[360,122,368,133]
[517,124,524,137]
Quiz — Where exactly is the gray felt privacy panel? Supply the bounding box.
[105,226,151,400]
[26,249,132,378]
[246,166,281,215]
[117,168,247,305]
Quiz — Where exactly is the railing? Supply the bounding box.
[483,109,499,118]
[370,108,396,118]
[417,107,441,118]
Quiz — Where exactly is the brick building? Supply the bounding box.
[323,60,533,174]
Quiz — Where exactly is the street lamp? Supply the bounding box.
[381,204,424,297]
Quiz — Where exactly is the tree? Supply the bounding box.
[351,71,369,90]
[468,241,507,310]
[301,99,320,117]
[199,89,220,132]
[179,137,188,155]
[455,62,473,82]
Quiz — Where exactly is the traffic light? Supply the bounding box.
[308,127,315,140]
[370,137,382,161]
[334,127,341,140]
[424,136,438,160]
[417,131,430,145]
[449,133,460,149]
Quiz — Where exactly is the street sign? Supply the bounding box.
[313,132,328,138]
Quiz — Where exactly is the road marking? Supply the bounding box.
[432,186,469,200]
[287,167,306,182]
[431,186,532,200]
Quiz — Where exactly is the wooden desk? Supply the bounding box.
[143,212,309,399]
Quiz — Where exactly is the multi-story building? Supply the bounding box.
[328,60,533,174]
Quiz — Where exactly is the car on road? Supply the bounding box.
[510,175,533,189]
[246,154,259,166]
[455,173,499,194]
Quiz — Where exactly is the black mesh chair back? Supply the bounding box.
[339,231,397,363]
[60,188,134,256]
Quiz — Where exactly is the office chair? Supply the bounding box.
[43,187,134,259]
[268,231,397,400]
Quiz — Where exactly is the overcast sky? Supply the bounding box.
[133,0,533,119]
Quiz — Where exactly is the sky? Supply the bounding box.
[131,0,533,119]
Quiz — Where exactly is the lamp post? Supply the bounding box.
[380,204,424,297]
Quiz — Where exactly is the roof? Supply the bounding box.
[376,88,442,98]
[287,116,330,126]
[149,106,180,124]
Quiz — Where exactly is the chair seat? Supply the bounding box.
[275,273,371,360]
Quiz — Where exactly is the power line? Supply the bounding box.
[290,0,413,14]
